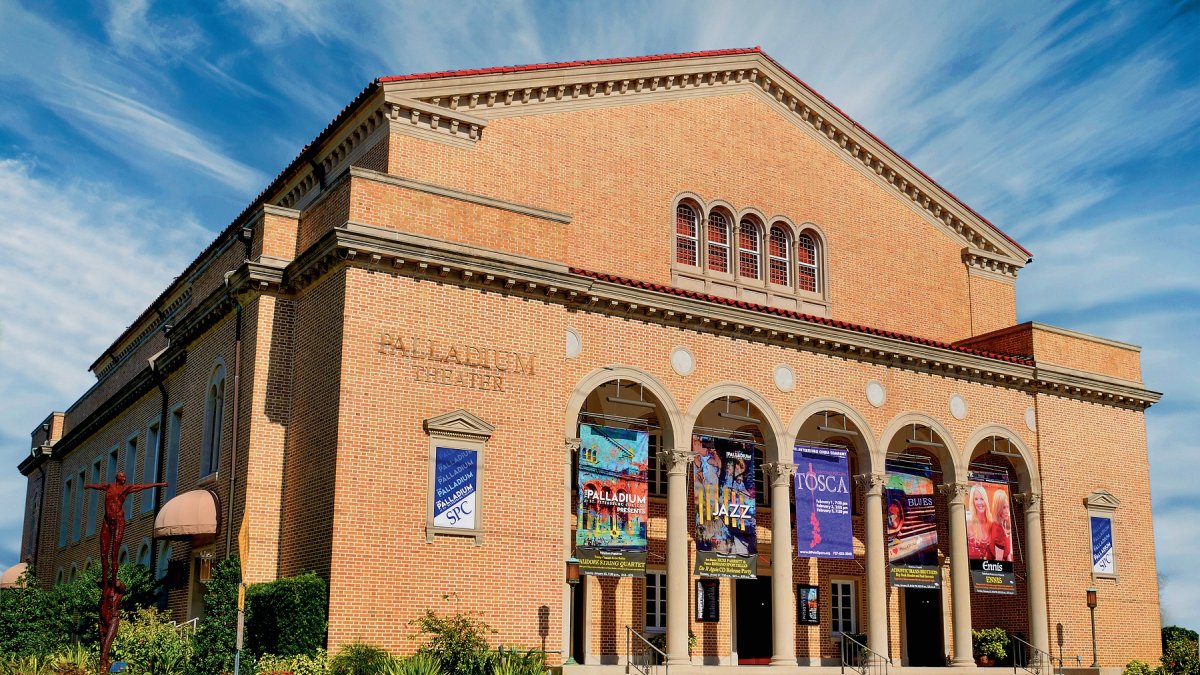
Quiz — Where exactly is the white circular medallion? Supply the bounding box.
[670,346,695,377]
[1024,407,1037,432]
[949,394,968,420]
[773,364,795,392]
[565,327,582,359]
[866,380,886,408]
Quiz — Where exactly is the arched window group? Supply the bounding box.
[674,198,824,297]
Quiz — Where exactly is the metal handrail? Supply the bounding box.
[170,617,199,638]
[840,634,889,675]
[626,626,667,675]
[1011,635,1054,675]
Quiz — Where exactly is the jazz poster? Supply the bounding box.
[693,435,757,578]
[576,423,649,577]
[966,471,1017,594]
[885,461,942,589]
[793,445,854,559]
[1090,515,1115,575]
[433,447,478,530]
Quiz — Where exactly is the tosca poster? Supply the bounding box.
[1090,515,1115,575]
[693,436,757,578]
[886,461,942,588]
[793,445,854,559]
[433,447,479,530]
[576,424,649,577]
[967,471,1017,594]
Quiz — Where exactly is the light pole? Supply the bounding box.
[565,557,581,665]
[1086,587,1098,668]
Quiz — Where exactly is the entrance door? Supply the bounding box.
[903,588,944,666]
[735,577,773,664]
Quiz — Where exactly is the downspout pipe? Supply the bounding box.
[148,311,171,577]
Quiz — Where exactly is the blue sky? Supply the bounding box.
[1,0,1197,631]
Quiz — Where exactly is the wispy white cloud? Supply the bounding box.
[102,0,205,58]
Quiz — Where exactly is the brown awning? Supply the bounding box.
[154,489,220,542]
[0,562,28,589]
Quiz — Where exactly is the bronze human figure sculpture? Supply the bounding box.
[85,471,167,674]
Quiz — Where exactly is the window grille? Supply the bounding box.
[645,572,667,630]
[707,212,731,273]
[830,580,856,634]
[769,226,790,285]
[797,233,820,292]
[738,220,761,280]
[675,205,699,266]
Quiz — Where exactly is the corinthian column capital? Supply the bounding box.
[658,448,696,476]
[762,462,797,487]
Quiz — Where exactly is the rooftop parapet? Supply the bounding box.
[956,322,1142,384]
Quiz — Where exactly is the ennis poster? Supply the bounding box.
[576,424,649,577]
[693,435,757,578]
[793,445,854,559]
[967,471,1016,594]
[885,461,941,588]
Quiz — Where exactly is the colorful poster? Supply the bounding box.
[793,445,854,559]
[433,447,478,530]
[885,461,942,588]
[967,471,1017,595]
[576,424,649,577]
[797,585,819,625]
[693,435,757,578]
[1090,515,1115,575]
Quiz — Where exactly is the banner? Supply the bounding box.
[885,461,941,588]
[797,585,820,625]
[967,471,1017,594]
[793,445,854,559]
[693,435,758,578]
[576,424,649,577]
[433,447,478,530]
[1090,515,1115,575]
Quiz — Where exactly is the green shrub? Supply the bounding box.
[256,649,330,675]
[0,566,68,659]
[111,608,192,675]
[186,557,241,675]
[412,602,496,675]
[1126,659,1163,675]
[1162,626,1199,675]
[384,654,442,675]
[492,649,544,675]
[971,627,1008,661]
[329,643,394,675]
[246,572,328,658]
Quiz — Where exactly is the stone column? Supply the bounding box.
[661,448,695,666]
[943,482,976,667]
[764,462,797,666]
[858,472,889,661]
[1020,492,1050,654]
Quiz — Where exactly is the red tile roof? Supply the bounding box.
[569,267,1035,366]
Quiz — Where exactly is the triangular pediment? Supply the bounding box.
[423,408,495,441]
[1085,490,1121,511]
[377,49,1031,273]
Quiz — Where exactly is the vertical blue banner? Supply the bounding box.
[793,445,854,559]
[1090,515,1114,575]
[433,447,478,530]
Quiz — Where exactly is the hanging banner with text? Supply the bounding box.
[793,445,854,559]
[576,424,649,577]
[693,436,758,578]
[1090,515,1115,575]
[967,471,1017,595]
[433,447,479,530]
[886,461,942,588]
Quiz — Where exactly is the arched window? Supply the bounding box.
[706,212,731,273]
[137,540,151,568]
[797,232,820,293]
[738,219,761,280]
[675,204,699,266]
[156,542,173,580]
[118,546,129,567]
[201,363,226,477]
[68,564,78,583]
[55,567,64,586]
[768,226,790,286]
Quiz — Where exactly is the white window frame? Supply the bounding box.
[830,578,857,635]
[706,211,732,274]
[738,219,762,280]
[797,232,821,294]
[201,362,226,479]
[768,225,791,287]
[675,204,700,267]
[644,571,667,632]
[165,404,183,500]
[1085,491,1120,579]
[142,416,162,513]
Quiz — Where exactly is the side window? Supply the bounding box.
[768,225,790,286]
[201,364,226,478]
[647,430,666,496]
[142,419,161,513]
[124,435,139,520]
[675,204,699,267]
[165,406,183,500]
[738,219,761,280]
[59,476,72,548]
[644,572,667,631]
[830,579,857,634]
[706,212,731,273]
[797,232,821,293]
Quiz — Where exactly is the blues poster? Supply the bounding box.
[1090,515,1115,575]
[885,461,941,588]
[576,424,650,577]
[433,447,478,530]
[693,436,757,578]
[793,445,854,559]
[967,471,1017,594]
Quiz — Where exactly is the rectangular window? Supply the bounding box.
[142,420,161,513]
[753,446,768,506]
[86,457,102,536]
[59,477,72,548]
[125,436,139,520]
[107,447,119,482]
[647,432,666,496]
[830,580,856,634]
[73,469,85,542]
[165,407,182,501]
[645,572,667,631]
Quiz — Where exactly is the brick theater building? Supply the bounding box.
[9,48,1162,671]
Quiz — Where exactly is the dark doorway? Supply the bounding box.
[903,588,944,666]
[735,577,773,664]
[570,578,586,663]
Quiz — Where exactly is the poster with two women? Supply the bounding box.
[966,471,1017,594]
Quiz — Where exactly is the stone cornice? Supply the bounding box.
[963,247,1020,281]
[350,166,571,223]
[381,51,1031,271]
[284,222,1158,410]
[384,95,488,148]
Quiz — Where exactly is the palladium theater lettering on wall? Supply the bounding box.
[9,48,1162,671]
